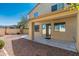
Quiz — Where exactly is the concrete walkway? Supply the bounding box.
[0,49,6,56]
[0,36,9,56]
[0,35,27,56]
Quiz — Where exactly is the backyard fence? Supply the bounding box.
[0,28,29,36]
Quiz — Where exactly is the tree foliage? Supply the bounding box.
[67,3,79,10]
[17,16,28,29]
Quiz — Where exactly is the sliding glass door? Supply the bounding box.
[42,24,51,39]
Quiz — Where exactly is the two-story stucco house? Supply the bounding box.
[28,3,79,52]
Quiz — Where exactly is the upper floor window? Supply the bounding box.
[51,4,57,12]
[34,12,39,18]
[58,3,64,10]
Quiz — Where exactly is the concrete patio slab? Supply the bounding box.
[21,35,77,52]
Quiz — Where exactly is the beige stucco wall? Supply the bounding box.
[76,12,79,52]
[34,15,77,42]
[51,16,77,42]
[29,3,69,19]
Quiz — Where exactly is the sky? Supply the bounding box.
[0,3,36,26]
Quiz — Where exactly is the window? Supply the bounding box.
[54,22,66,32]
[42,24,46,34]
[34,12,39,18]
[34,25,39,32]
[58,3,64,10]
[51,4,57,12]
[42,24,46,29]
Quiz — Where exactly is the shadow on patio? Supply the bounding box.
[12,38,79,56]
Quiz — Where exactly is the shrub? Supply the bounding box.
[0,40,5,49]
[17,32,20,34]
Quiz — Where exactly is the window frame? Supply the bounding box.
[51,4,58,12]
[34,25,39,32]
[42,24,46,35]
[34,12,39,18]
[54,22,66,32]
[58,3,64,10]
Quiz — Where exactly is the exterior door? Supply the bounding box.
[45,24,51,39]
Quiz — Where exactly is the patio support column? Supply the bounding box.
[29,21,34,40]
[40,23,42,37]
[76,11,79,52]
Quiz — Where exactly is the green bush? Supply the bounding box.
[0,40,5,49]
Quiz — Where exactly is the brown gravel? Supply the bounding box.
[12,38,79,56]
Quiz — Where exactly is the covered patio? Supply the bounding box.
[28,9,79,52]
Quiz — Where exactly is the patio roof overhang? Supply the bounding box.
[29,9,78,23]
